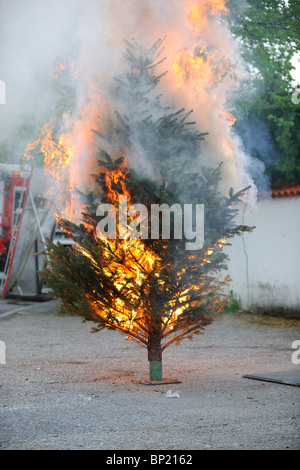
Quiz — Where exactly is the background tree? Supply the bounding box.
[228,0,300,188]
[40,40,253,382]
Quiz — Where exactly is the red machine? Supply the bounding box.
[0,164,32,297]
[0,164,71,300]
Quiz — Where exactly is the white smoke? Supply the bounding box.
[0,0,265,207]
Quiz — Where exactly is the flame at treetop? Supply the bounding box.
[188,0,229,35]
[173,1,231,94]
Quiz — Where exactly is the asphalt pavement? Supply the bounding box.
[0,300,299,450]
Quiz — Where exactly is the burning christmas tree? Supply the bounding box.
[37,38,253,382]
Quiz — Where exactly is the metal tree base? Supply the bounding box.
[149,361,163,381]
[132,360,182,385]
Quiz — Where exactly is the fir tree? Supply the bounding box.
[40,39,253,382]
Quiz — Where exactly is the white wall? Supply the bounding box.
[223,196,300,314]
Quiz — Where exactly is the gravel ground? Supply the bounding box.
[0,301,299,450]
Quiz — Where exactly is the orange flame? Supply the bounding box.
[220,109,237,127]
[24,85,105,223]
[172,1,237,171]
[173,49,230,95]
[173,1,232,96]
[188,0,229,35]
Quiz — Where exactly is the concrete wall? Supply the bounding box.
[224,196,300,317]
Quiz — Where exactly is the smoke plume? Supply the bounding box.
[0,0,266,209]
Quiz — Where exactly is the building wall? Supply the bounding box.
[224,196,300,316]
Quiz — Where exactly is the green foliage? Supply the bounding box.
[228,0,300,187]
[222,290,242,313]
